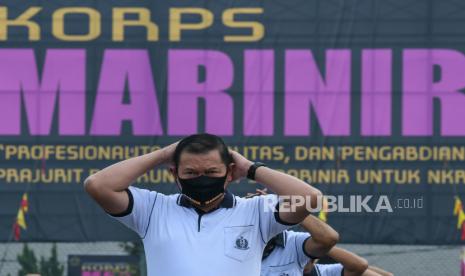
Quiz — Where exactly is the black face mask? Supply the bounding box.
[178,174,227,207]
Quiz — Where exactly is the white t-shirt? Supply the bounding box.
[313,263,344,276]
[111,186,293,276]
[261,230,313,276]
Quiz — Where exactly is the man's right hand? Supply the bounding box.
[229,150,254,182]
[160,142,178,165]
[85,143,178,215]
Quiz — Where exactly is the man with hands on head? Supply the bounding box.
[84,133,322,276]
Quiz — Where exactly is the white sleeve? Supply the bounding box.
[109,186,159,238]
[287,231,312,268]
[314,263,344,276]
[257,194,296,242]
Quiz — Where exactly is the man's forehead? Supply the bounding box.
[178,150,223,166]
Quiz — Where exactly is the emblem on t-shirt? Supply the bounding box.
[234,235,249,250]
[278,273,289,276]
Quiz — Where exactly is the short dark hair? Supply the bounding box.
[173,133,233,169]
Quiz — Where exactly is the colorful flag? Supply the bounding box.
[318,196,329,222]
[458,210,465,230]
[455,197,463,216]
[13,193,29,241]
[318,210,327,222]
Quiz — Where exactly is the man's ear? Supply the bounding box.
[226,163,235,183]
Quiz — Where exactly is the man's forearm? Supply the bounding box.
[85,149,168,191]
[255,167,321,205]
[366,266,393,276]
[255,166,322,221]
[300,215,339,257]
[301,214,338,239]
[327,247,368,274]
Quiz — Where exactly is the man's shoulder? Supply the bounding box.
[284,230,310,239]
[233,194,280,218]
[284,230,311,252]
[129,187,180,203]
[235,194,278,205]
[315,263,344,274]
[234,194,260,208]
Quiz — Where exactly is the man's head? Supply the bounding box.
[173,133,234,209]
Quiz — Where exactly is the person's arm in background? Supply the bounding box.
[300,215,339,258]
[249,189,338,259]
[359,269,382,276]
[365,266,393,276]
[230,151,322,224]
[84,143,177,214]
[327,247,369,276]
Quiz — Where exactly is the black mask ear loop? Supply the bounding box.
[174,168,183,192]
